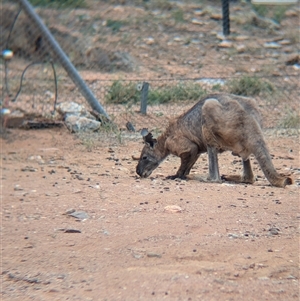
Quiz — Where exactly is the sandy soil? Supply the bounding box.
[1,128,299,300]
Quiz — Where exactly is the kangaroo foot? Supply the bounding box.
[270,175,293,188]
[207,176,222,183]
[221,174,255,184]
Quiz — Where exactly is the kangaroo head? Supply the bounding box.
[136,129,161,178]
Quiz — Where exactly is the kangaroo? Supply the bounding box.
[136,93,292,188]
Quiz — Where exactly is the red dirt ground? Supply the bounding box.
[1,128,299,300]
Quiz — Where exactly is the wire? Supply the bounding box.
[10,60,58,114]
[3,7,58,113]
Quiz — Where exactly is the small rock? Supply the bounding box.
[64,229,81,233]
[194,9,205,16]
[21,166,38,172]
[132,252,143,259]
[56,102,85,115]
[263,42,281,49]
[235,44,246,53]
[191,18,204,25]
[293,64,300,70]
[279,39,291,46]
[64,208,76,215]
[218,40,233,48]
[285,9,298,17]
[228,233,239,239]
[164,205,182,213]
[126,121,135,132]
[234,35,249,41]
[147,252,162,258]
[144,37,155,45]
[210,13,222,20]
[28,155,44,164]
[258,276,269,281]
[191,39,200,44]
[68,211,89,220]
[269,227,280,235]
[14,185,23,191]
[173,36,183,42]
[65,115,101,133]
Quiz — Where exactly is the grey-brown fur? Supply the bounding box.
[136,93,292,188]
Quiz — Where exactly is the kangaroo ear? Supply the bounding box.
[142,130,157,148]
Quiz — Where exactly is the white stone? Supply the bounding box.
[164,205,182,213]
[173,36,183,42]
[191,18,204,25]
[194,9,205,16]
[56,102,86,115]
[65,115,101,133]
[144,37,155,45]
[263,42,281,49]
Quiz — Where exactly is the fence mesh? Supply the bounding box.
[1,0,299,132]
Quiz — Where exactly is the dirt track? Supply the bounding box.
[1,128,299,300]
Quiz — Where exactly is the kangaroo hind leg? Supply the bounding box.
[222,159,255,184]
[207,146,222,183]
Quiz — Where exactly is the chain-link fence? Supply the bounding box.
[1,0,299,132]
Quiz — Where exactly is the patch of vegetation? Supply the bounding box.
[273,5,289,24]
[146,0,174,10]
[279,111,300,129]
[106,19,125,33]
[105,81,206,105]
[212,84,223,92]
[227,76,275,97]
[252,4,268,17]
[172,9,185,23]
[29,0,86,8]
[252,4,288,24]
[105,81,140,105]
[147,82,206,104]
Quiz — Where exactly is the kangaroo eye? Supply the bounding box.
[142,156,147,160]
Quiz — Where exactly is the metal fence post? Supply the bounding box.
[222,0,230,36]
[140,82,149,114]
[17,0,110,120]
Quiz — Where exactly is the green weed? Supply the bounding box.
[106,19,125,33]
[172,9,185,23]
[279,111,300,129]
[105,81,140,104]
[227,76,275,97]
[29,0,86,8]
[252,5,268,17]
[146,0,174,10]
[273,6,289,24]
[212,84,223,92]
[252,4,288,24]
[105,81,206,105]
[147,83,205,104]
